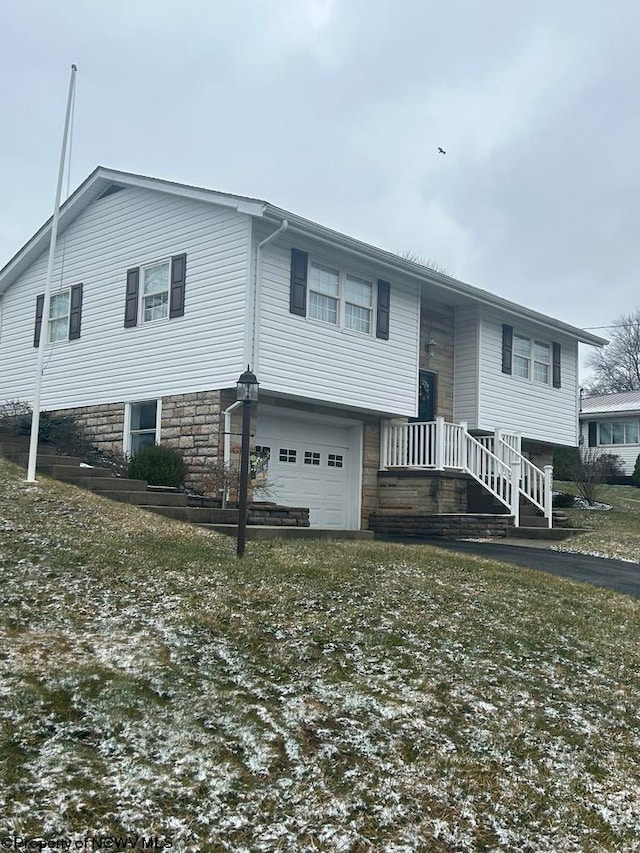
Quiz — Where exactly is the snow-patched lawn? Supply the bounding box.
[1,459,640,852]
[553,482,640,563]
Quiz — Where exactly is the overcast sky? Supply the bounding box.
[1,0,638,370]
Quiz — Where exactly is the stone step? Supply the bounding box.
[98,490,190,507]
[140,505,223,524]
[51,464,114,481]
[198,524,374,540]
[81,477,149,493]
[506,526,580,541]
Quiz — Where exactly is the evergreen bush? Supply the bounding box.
[552,446,582,481]
[633,454,640,488]
[127,444,188,487]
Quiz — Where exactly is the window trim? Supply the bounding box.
[596,419,640,446]
[123,399,162,457]
[47,288,72,344]
[510,332,552,386]
[307,259,376,337]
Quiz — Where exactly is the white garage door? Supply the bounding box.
[255,409,359,529]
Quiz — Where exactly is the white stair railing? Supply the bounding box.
[464,432,519,523]
[494,433,553,528]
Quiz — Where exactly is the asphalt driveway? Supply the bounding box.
[386,538,640,599]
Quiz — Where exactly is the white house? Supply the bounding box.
[580,390,640,476]
[0,167,607,529]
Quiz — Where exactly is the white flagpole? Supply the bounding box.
[26,64,77,482]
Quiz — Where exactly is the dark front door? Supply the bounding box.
[416,370,437,422]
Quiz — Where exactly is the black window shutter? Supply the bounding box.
[290,249,308,316]
[170,253,187,318]
[376,279,390,340]
[34,294,45,348]
[502,324,513,374]
[69,283,83,340]
[552,342,561,388]
[588,421,597,447]
[124,268,140,327]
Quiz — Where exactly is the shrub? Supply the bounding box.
[552,446,582,481]
[572,448,625,504]
[127,444,188,487]
[633,454,640,488]
[552,492,575,509]
[0,400,95,459]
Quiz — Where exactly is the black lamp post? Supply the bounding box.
[236,366,259,557]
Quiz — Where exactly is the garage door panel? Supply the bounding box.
[255,409,358,529]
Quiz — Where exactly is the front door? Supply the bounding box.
[416,370,437,422]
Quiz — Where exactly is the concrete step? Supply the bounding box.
[198,524,374,540]
[82,477,149,493]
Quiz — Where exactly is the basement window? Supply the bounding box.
[125,400,161,456]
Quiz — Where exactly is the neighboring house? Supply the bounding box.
[579,390,640,476]
[0,167,606,529]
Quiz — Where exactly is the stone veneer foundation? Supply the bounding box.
[50,390,224,492]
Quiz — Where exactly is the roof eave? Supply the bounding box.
[263,204,609,347]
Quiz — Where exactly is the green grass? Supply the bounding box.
[554,481,640,561]
[1,458,640,851]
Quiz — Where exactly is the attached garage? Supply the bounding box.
[255,407,362,529]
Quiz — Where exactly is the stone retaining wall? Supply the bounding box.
[369,512,513,539]
[377,469,468,513]
[248,504,310,527]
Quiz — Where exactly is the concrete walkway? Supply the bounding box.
[387,538,640,599]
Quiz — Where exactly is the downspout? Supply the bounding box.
[222,400,242,508]
[251,219,288,371]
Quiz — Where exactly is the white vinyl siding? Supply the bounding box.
[476,310,578,445]
[579,416,640,475]
[454,306,578,445]
[255,228,419,417]
[453,305,480,426]
[0,187,250,409]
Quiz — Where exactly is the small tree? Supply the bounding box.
[573,448,623,504]
[633,453,640,488]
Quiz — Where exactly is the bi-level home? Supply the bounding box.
[0,167,606,530]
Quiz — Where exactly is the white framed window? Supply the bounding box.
[48,290,71,343]
[124,399,162,456]
[598,421,639,446]
[308,261,374,335]
[279,448,297,463]
[142,261,170,323]
[512,334,551,385]
[345,275,373,334]
[309,263,339,325]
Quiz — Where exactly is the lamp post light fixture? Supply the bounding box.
[236,366,259,557]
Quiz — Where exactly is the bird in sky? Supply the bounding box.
[438,147,446,155]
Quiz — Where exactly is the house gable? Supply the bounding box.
[0,183,251,409]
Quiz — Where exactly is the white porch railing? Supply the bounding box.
[380,417,553,527]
